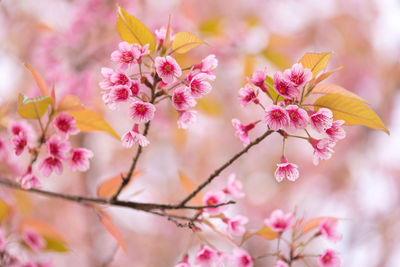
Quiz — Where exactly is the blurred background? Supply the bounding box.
[0,0,399,266]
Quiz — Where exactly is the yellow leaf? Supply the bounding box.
[196,96,222,117]
[313,94,389,134]
[199,17,222,36]
[256,226,279,240]
[98,211,127,253]
[67,109,120,140]
[43,236,69,252]
[311,84,367,103]
[97,171,142,197]
[17,94,52,119]
[0,199,10,223]
[243,54,255,83]
[56,95,84,112]
[14,191,32,215]
[299,52,331,78]
[116,6,156,53]
[262,49,291,69]
[24,64,50,96]
[172,31,205,54]
[179,171,203,206]
[302,216,338,234]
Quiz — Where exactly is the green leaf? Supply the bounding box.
[172,31,205,54]
[299,52,331,78]
[313,94,389,134]
[264,75,284,102]
[17,94,52,119]
[116,6,156,53]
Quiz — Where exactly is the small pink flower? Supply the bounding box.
[274,156,299,182]
[319,219,342,243]
[18,168,41,190]
[317,249,341,267]
[155,27,175,46]
[11,132,27,156]
[69,148,94,172]
[264,105,290,131]
[129,101,156,123]
[8,120,34,139]
[132,44,149,63]
[110,85,132,104]
[275,260,289,267]
[0,137,7,159]
[172,86,196,110]
[177,110,197,129]
[155,56,182,84]
[232,119,256,147]
[0,228,6,252]
[310,108,333,133]
[188,73,212,98]
[238,84,259,107]
[46,136,71,160]
[111,42,136,70]
[326,120,346,141]
[121,124,149,148]
[39,156,63,177]
[247,69,268,92]
[226,215,248,236]
[273,71,299,99]
[264,209,294,232]
[110,71,131,87]
[194,245,218,267]
[129,80,141,96]
[309,138,336,165]
[99,67,115,89]
[54,112,79,138]
[285,105,309,132]
[283,63,312,88]
[232,248,253,267]
[224,173,245,198]
[22,228,46,252]
[195,54,218,79]
[203,191,227,216]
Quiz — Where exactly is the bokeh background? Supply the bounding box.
[0,0,399,266]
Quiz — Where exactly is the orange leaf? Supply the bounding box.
[299,52,331,78]
[302,216,338,234]
[24,64,50,96]
[179,171,203,206]
[97,170,142,197]
[19,219,67,243]
[51,85,56,108]
[98,211,126,253]
[311,84,367,103]
[312,66,344,85]
[256,225,279,240]
[56,95,84,112]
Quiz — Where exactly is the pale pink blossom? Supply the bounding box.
[285,105,309,132]
[53,112,79,138]
[264,105,290,131]
[0,137,7,159]
[99,67,115,89]
[174,254,190,267]
[129,101,156,123]
[39,156,63,177]
[274,156,299,182]
[0,228,6,252]
[155,27,175,46]
[283,63,312,88]
[317,249,341,267]
[227,215,248,236]
[22,228,46,252]
[121,124,149,147]
[275,260,289,267]
[194,245,218,267]
[11,132,27,156]
[326,120,346,141]
[110,85,132,104]
[132,44,150,63]
[188,73,212,98]
[155,56,182,84]
[319,219,342,242]
[247,69,268,92]
[264,209,294,232]
[224,173,245,198]
[273,71,299,99]
[203,191,227,216]
[8,120,35,140]
[69,148,94,172]
[18,168,41,190]
[46,136,71,160]
[177,110,197,129]
[172,86,196,110]
[232,248,253,267]
[195,54,218,79]
[110,71,131,87]
[309,138,336,165]
[111,42,136,70]
[238,84,259,107]
[232,119,255,147]
[310,108,333,133]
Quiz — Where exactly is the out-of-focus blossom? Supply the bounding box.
[203,191,227,216]
[275,260,289,267]
[326,120,346,141]
[264,209,294,232]
[69,148,94,172]
[283,63,312,88]
[155,27,175,46]
[132,44,149,63]
[310,108,333,133]
[317,249,341,267]
[155,56,182,84]
[264,105,290,131]
[11,133,27,156]
[172,86,196,110]
[285,105,309,132]
[53,112,79,138]
[224,173,245,198]
[129,101,156,123]
[274,156,299,182]
[319,219,342,243]
[238,84,259,107]
[39,157,63,177]
[194,245,218,267]
[195,54,218,79]
[121,124,149,147]
[0,228,6,252]
[177,110,197,129]
[18,167,41,190]
[247,69,268,92]
[232,119,255,147]
[99,67,115,89]
[226,215,248,236]
[22,228,46,252]
[309,138,336,165]
[232,248,253,267]
[46,136,71,160]
[273,72,299,99]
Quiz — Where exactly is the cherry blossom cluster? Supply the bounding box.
[99,27,217,148]
[0,226,52,266]
[233,63,346,182]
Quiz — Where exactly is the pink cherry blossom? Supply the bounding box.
[273,71,299,99]
[194,245,218,267]
[224,173,245,198]
[195,54,218,79]
[177,110,197,129]
[310,108,333,133]
[226,215,248,236]
[110,71,131,87]
[326,120,346,141]
[309,138,336,165]
[0,228,6,252]
[283,63,312,88]
[132,43,149,63]
[39,156,63,177]
[121,124,149,148]
[274,156,299,182]
[238,84,259,107]
[319,219,342,242]
[317,249,341,267]
[232,248,253,267]
[69,148,94,172]
[232,119,255,147]
[285,105,309,132]
[22,228,46,252]
[53,112,80,138]
[155,27,175,46]
[155,56,182,84]
[264,105,290,131]
[18,167,41,190]
[174,254,190,267]
[8,120,34,139]
[110,85,132,104]
[129,101,156,123]
[46,136,71,160]
[0,137,7,159]
[275,260,289,267]
[129,80,141,96]
[11,132,27,156]
[99,67,115,89]
[247,69,268,92]
[188,73,212,98]
[111,42,136,70]
[264,209,294,232]
[172,86,196,110]
[203,191,227,216]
